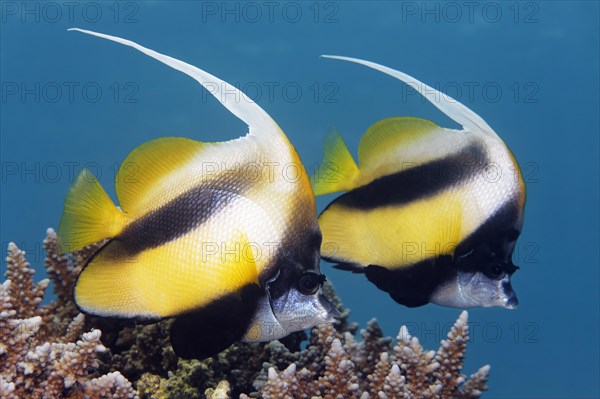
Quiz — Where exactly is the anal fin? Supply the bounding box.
[364,257,454,308]
[170,284,263,359]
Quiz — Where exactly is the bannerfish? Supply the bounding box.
[57,29,338,359]
[312,56,525,309]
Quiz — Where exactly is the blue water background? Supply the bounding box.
[1,2,598,398]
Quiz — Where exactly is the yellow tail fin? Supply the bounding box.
[311,128,360,196]
[57,169,128,253]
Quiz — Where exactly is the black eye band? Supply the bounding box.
[506,228,521,242]
[504,262,519,275]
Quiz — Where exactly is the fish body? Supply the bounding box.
[313,56,525,309]
[58,29,337,359]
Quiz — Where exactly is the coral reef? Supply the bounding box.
[0,230,137,399]
[243,312,489,399]
[132,279,361,398]
[1,229,491,399]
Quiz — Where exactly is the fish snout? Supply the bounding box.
[501,279,519,309]
[318,292,341,322]
[504,295,519,310]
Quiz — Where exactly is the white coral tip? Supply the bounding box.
[267,367,278,380]
[480,364,491,374]
[458,310,469,325]
[397,325,411,341]
[283,363,296,376]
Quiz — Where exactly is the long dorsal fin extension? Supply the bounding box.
[69,28,280,139]
[321,55,496,135]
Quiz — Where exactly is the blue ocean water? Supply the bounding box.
[1,1,598,398]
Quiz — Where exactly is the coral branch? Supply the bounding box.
[247,312,489,399]
[0,231,138,399]
[5,242,47,318]
[0,229,492,399]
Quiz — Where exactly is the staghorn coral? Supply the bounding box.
[0,230,138,399]
[249,311,489,399]
[0,229,492,399]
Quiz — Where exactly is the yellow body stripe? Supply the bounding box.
[75,228,258,318]
[320,190,468,269]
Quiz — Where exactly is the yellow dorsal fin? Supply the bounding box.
[57,169,129,253]
[115,137,204,214]
[358,117,440,173]
[311,128,360,196]
[75,229,259,319]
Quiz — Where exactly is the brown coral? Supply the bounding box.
[251,311,489,399]
[0,230,138,399]
[0,229,492,399]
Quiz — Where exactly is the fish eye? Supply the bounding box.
[486,262,507,280]
[297,272,324,295]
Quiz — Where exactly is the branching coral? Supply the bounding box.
[0,229,491,399]
[129,280,357,398]
[0,230,138,399]
[248,312,489,399]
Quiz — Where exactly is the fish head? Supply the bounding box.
[242,233,340,342]
[431,218,522,309]
[271,269,339,323]
[430,256,519,309]
[463,260,518,309]
[243,269,340,342]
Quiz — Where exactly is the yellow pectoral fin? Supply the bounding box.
[115,137,205,214]
[320,191,463,269]
[75,229,259,319]
[57,169,128,253]
[311,128,360,196]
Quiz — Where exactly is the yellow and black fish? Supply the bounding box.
[312,56,525,309]
[58,29,338,359]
